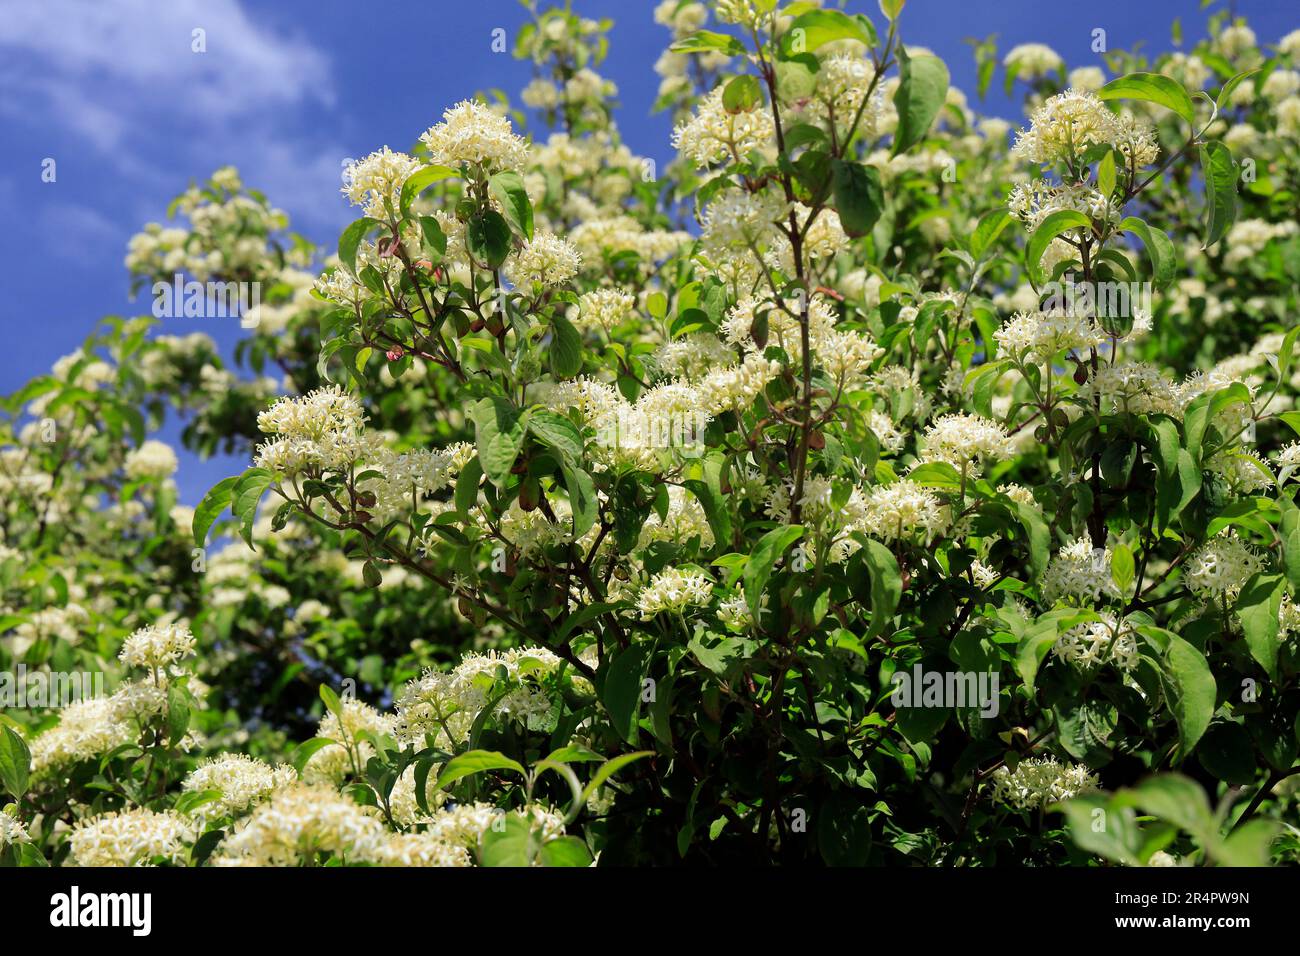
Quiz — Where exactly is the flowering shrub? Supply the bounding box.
[3,1,1300,868]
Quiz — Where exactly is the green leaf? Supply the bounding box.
[580,751,653,805]
[539,836,594,867]
[232,467,275,549]
[338,217,378,274]
[0,723,31,800]
[174,788,224,816]
[1026,209,1091,286]
[859,538,902,640]
[290,737,336,776]
[467,210,512,269]
[1236,572,1284,681]
[781,10,872,56]
[488,170,534,241]
[1164,634,1217,759]
[166,683,190,746]
[528,410,583,463]
[744,525,804,617]
[1131,774,1215,843]
[477,812,537,866]
[892,49,950,156]
[549,313,583,378]
[435,750,526,790]
[670,30,746,57]
[1111,542,1135,592]
[470,397,526,488]
[830,159,884,238]
[1097,149,1117,196]
[969,208,1012,261]
[1199,141,1237,249]
[602,646,650,744]
[1215,69,1259,112]
[1061,795,1142,866]
[399,165,457,217]
[192,475,239,547]
[1098,72,1195,125]
[721,74,763,113]
[1118,216,1177,290]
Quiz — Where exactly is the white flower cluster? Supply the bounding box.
[1041,534,1121,605]
[990,757,1099,810]
[342,146,423,220]
[672,86,775,168]
[996,309,1105,364]
[1185,533,1264,599]
[636,567,714,619]
[394,646,575,747]
[1012,89,1157,168]
[124,440,179,481]
[181,754,298,824]
[919,413,1012,475]
[67,808,194,867]
[1003,43,1063,80]
[254,385,383,477]
[504,232,583,287]
[420,99,531,173]
[118,622,197,671]
[1054,613,1141,671]
[859,479,951,544]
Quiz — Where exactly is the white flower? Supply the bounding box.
[1003,43,1064,80]
[919,413,1012,475]
[420,99,530,173]
[505,233,582,287]
[119,622,197,670]
[672,86,774,168]
[1041,533,1121,604]
[637,568,714,618]
[990,757,1098,810]
[341,147,423,219]
[1185,533,1264,599]
[68,809,194,866]
[124,440,179,480]
[860,479,950,543]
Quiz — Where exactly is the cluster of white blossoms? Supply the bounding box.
[859,479,951,544]
[996,309,1105,364]
[672,86,775,167]
[1041,534,1122,605]
[254,385,383,477]
[989,757,1099,811]
[1012,89,1157,169]
[67,808,194,867]
[575,288,636,333]
[1002,43,1064,80]
[808,54,883,137]
[0,811,30,847]
[1008,179,1120,235]
[1078,361,1181,417]
[1185,533,1265,599]
[1055,614,1141,672]
[395,646,576,747]
[341,146,423,220]
[420,99,530,173]
[504,232,583,287]
[1222,219,1300,270]
[181,754,298,824]
[919,413,1012,475]
[123,439,179,481]
[212,782,386,866]
[636,567,715,619]
[118,622,197,671]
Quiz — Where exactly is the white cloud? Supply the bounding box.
[0,0,345,230]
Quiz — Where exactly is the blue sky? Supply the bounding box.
[1,0,1295,503]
